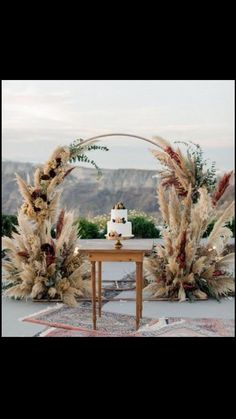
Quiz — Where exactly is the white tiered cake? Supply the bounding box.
[107,202,133,238]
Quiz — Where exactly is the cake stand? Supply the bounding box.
[105,234,134,249]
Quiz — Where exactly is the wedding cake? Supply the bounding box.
[107,202,133,238]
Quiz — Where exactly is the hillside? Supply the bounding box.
[1,161,159,217]
[2,161,234,218]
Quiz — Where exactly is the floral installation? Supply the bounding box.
[143,137,235,301]
[2,140,108,305]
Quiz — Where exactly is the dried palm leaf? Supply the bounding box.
[155,245,166,259]
[208,201,235,249]
[208,277,235,297]
[47,146,67,162]
[185,239,196,273]
[171,160,190,191]
[17,212,35,236]
[20,265,35,285]
[11,232,27,250]
[151,136,171,150]
[48,287,57,298]
[47,177,59,197]
[55,212,74,256]
[192,256,208,275]
[56,209,65,239]
[34,168,42,187]
[158,184,169,224]
[215,253,234,269]
[166,257,180,276]
[48,191,61,223]
[150,149,173,168]
[192,289,208,299]
[178,285,186,302]
[208,227,233,256]
[4,284,29,299]
[15,173,32,204]
[31,280,46,299]
[168,186,181,233]
[142,283,159,297]
[62,287,78,307]
[201,265,216,279]
[154,286,168,298]
[2,237,18,252]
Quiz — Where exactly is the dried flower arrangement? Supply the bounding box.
[143,137,235,301]
[2,140,108,306]
[112,217,126,224]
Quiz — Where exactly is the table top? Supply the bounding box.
[77,239,154,253]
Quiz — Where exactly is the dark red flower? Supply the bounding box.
[31,189,41,199]
[49,169,56,178]
[41,174,50,180]
[45,254,56,267]
[56,209,65,239]
[41,194,47,202]
[212,171,233,206]
[63,167,75,178]
[176,231,187,269]
[41,243,55,256]
[164,146,181,166]
[213,270,224,277]
[56,157,62,167]
[183,284,194,290]
[18,251,29,258]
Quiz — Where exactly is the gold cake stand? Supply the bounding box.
[105,234,134,249]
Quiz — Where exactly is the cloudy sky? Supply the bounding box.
[2,80,234,171]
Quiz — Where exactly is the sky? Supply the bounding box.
[2,80,235,171]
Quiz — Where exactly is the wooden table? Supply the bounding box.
[78,239,153,330]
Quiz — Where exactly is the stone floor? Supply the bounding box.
[2,261,235,337]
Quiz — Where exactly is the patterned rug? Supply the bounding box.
[21,304,234,337]
[135,317,235,337]
[21,304,150,336]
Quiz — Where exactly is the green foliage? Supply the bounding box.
[195,277,221,302]
[75,218,100,239]
[74,213,160,239]
[174,140,217,203]
[69,139,109,178]
[203,218,235,238]
[2,214,18,237]
[99,224,107,238]
[128,215,160,238]
[227,218,235,237]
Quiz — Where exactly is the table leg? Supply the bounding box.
[91,261,96,329]
[140,262,143,319]
[98,261,102,317]
[136,262,140,330]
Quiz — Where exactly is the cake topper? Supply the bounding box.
[113,202,126,209]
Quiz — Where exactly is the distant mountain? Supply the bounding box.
[2,161,234,218]
[1,161,160,217]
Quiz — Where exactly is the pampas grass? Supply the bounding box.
[2,144,93,305]
[15,174,32,205]
[144,138,235,301]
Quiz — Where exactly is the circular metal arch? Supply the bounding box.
[77,133,161,148]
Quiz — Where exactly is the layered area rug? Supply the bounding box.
[21,304,234,337]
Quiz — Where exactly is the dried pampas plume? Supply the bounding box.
[2,143,93,305]
[144,138,235,301]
